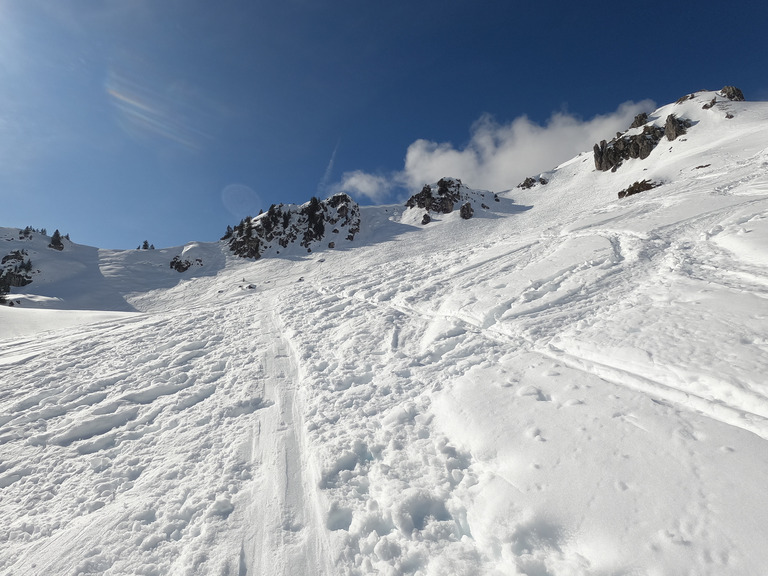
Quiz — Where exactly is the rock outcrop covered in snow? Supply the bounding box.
[720,85,745,101]
[593,124,664,171]
[1,250,34,288]
[405,177,498,223]
[224,193,361,259]
[593,112,693,172]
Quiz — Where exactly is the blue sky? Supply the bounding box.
[1,0,767,249]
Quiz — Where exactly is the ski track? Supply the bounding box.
[3,93,768,575]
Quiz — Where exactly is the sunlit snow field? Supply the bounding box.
[2,91,768,575]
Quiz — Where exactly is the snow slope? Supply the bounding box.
[2,89,768,576]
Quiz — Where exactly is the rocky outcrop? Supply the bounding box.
[406,179,463,214]
[593,111,693,171]
[720,86,745,101]
[629,113,649,128]
[593,125,665,171]
[226,193,361,259]
[170,256,202,273]
[405,178,499,224]
[618,179,660,199]
[664,114,691,141]
[1,249,34,289]
[517,176,548,190]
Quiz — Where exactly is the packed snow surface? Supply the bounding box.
[2,91,768,575]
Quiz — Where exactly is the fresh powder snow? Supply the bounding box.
[2,89,768,575]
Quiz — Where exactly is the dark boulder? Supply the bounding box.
[629,113,649,128]
[664,114,691,141]
[459,202,474,220]
[517,176,549,189]
[421,213,431,225]
[618,179,660,199]
[170,256,192,272]
[720,86,745,101]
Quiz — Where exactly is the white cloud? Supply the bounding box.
[337,99,656,200]
[335,170,394,202]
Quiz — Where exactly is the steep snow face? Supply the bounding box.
[2,90,768,576]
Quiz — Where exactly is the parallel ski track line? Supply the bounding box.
[301,266,768,441]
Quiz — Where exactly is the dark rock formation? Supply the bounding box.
[517,176,549,189]
[593,125,665,171]
[720,86,745,101]
[702,97,717,110]
[406,177,499,221]
[594,112,693,171]
[226,193,361,259]
[629,113,649,128]
[1,250,34,288]
[406,178,463,213]
[618,179,660,199]
[664,114,691,141]
[170,256,202,272]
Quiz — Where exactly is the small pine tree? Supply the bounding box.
[48,230,64,251]
[149,244,155,250]
[142,240,150,250]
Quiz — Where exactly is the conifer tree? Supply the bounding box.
[49,230,64,251]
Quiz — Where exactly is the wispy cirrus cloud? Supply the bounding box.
[335,99,655,200]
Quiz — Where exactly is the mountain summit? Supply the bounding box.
[2,87,768,575]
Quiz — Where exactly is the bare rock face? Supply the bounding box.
[594,110,694,171]
[629,112,649,128]
[720,86,745,101]
[618,179,660,199]
[593,125,665,171]
[460,202,474,220]
[664,114,692,141]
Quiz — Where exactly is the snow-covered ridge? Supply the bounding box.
[2,87,768,575]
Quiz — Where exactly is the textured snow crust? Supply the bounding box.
[2,91,768,575]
